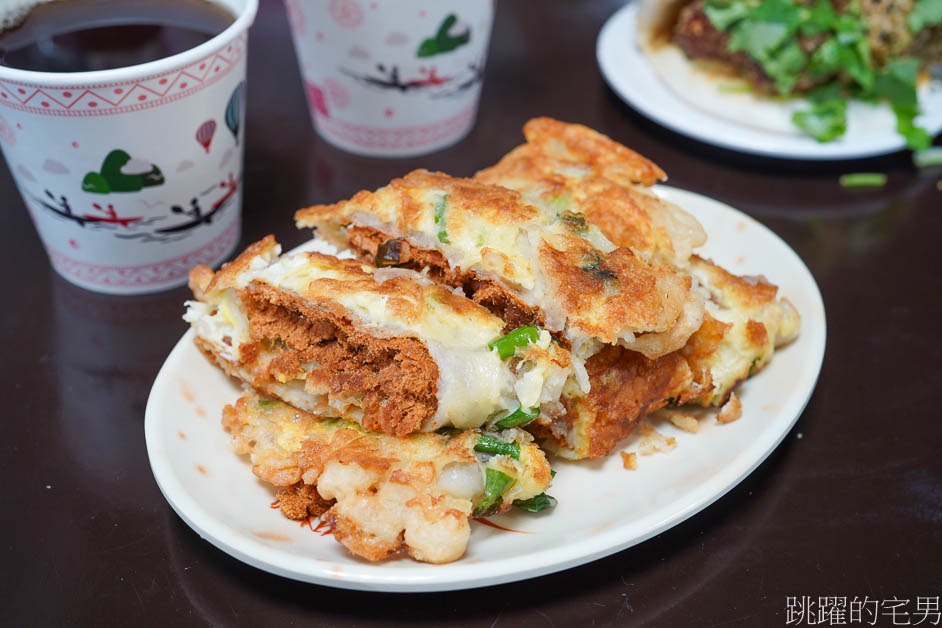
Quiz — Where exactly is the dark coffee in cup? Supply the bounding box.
[0,0,235,73]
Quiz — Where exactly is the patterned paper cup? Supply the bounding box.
[286,0,495,157]
[0,0,258,295]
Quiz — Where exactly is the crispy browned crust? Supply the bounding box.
[196,234,280,295]
[678,255,794,406]
[679,312,730,401]
[537,237,690,343]
[243,284,439,435]
[199,281,441,436]
[530,345,693,458]
[298,169,540,232]
[347,226,547,334]
[297,169,691,345]
[520,117,666,187]
[223,394,552,563]
[476,122,705,267]
[693,254,778,307]
[277,483,334,520]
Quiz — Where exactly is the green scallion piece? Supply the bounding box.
[914,147,942,169]
[473,468,515,517]
[718,83,752,93]
[474,435,521,459]
[487,325,541,359]
[257,398,279,409]
[434,194,450,243]
[494,406,540,430]
[839,173,887,187]
[433,194,448,224]
[513,493,558,513]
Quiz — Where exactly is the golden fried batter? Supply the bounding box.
[186,236,574,435]
[223,393,552,563]
[296,169,699,354]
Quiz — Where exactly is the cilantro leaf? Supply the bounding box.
[704,0,750,30]
[792,84,848,142]
[793,99,847,142]
[728,21,791,61]
[800,0,838,35]
[838,39,874,89]
[763,41,808,93]
[909,0,942,32]
[807,37,840,78]
[869,58,930,150]
[893,104,932,151]
[872,57,921,109]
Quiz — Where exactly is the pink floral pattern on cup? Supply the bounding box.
[329,0,365,28]
[288,0,494,157]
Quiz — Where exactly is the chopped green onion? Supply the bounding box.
[257,398,279,409]
[474,435,521,459]
[434,194,450,243]
[494,406,540,430]
[433,194,448,224]
[559,210,589,233]
[748,356,761,376]
[581,252,601,271]
[488,325,540,359]
[914,147,942,169]
[513,493,558,513]
[550,469,556,478]
[473,468,514,517]
[717,83,752,93]
[549,195,570,212]
[839,173,887,187]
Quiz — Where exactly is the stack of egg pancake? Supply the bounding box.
[185,118,799,563]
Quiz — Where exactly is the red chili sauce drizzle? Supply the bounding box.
[300,516,333,536]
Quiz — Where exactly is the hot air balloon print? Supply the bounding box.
[196,120,216,153]
[225,81,245,145]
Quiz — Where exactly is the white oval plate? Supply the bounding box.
[145,186,826,592]
[597,2,942,160]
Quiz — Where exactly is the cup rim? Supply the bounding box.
[0,0,259,85]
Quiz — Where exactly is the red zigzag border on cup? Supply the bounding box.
[315,105,477,150]
[47,219,240,288]
[0,35,246,117]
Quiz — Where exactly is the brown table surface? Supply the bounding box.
[4,0,940,625]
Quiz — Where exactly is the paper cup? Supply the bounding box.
[0,0,258,294]
[286,0,494,157]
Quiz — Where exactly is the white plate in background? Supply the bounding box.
[597,2,942,160]
[145,187,826,591]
